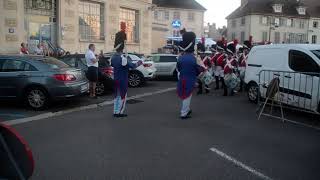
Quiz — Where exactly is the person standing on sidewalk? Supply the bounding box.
[177,31,203,119]
[85,44,99,98]
[111,22,142,118]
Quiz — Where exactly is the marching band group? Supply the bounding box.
[108,24,252,119]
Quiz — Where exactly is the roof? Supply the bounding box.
[153,0,206,11]
[226,0,319,19]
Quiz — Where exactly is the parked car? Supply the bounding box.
[147,54,178,78]
[58,54,114,95]
[0,55,89,110]
[244,44,320,113]
[104,53,156,87]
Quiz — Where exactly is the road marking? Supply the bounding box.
[210,147,273,180]
[3,87,176,126]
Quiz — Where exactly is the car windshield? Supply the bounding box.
[311,50,320,60]
[40,57,70,69]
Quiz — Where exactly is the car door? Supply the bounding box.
[0,59,32,98]
[151,55,164,75]
[282,49,320,111]
[159,56,178,76]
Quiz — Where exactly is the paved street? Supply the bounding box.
[2,81,320,180]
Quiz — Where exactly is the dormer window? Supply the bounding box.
[297,7,306,15]
[273,4,283,13]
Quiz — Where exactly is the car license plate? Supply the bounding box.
[81,84,89,92]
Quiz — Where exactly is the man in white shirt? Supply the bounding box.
[85,44,99,98]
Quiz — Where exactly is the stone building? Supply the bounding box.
[151,0,206,53]
[226,0,320,44]
[0,0,153,54]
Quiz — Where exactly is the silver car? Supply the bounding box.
[0,55,89,110]
[148,54,178,78]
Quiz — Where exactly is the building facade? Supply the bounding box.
[226,0,320,44]
[0,0,153,54]
[204,23,222,41]
[151,0,205,53]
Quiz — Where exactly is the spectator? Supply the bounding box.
[34,44,44,55]
[85,44,99,98]
[20,43,29,54]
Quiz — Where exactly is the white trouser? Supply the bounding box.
[114,94,127,114]
[181,95,192,117]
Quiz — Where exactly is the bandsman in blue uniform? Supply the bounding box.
[111,22,142,118]
[177,31,204,119]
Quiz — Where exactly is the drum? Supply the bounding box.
[200,71,214,86]
[224,73,240,89]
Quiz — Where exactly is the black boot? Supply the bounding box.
[215,76,220,90]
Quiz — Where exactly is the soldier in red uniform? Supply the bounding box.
[212,41,226,90]
[223,44,238,96]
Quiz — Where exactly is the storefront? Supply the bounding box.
[0,0,152,54]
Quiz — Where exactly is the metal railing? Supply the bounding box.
[257,70,320,115]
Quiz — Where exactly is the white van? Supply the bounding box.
[244,44,320,113]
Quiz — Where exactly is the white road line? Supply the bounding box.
[3,87,176,126]
[210,147,273,180]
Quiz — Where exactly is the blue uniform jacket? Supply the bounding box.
[177,53,202,99]
[111,53,137,99]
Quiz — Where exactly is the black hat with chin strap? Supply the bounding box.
[179,31,196,53]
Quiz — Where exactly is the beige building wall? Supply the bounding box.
[0,0,152,55]
[228,15,311,43]
[151,7,205,53]
[0,0,26,54]
[308,18,320,44]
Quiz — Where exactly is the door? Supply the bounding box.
[0,59,34,98]
[151,55,165,75]
[28,21,55,54]
[283,50,320,111]
[159,56,178,76]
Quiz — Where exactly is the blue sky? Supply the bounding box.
[196,0,241,28]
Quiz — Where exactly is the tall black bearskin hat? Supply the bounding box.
[226,43,236,55]
[210,44,217,52]
[243,40,252,50]
[114,30,127,52]
[216,40,225,51]
[179,31,196,53]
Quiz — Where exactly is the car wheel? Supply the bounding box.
[25,87,49,110]
[129,72,142,87]
[247,82,259,103]
[95,82,105,96]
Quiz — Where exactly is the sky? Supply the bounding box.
[196,0,241,28]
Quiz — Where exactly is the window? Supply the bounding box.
[240,31,245,43]
[312,35,317,44]
[298,19,305,29]
[274,18,280,26]
[79,1,104,41]
[313,21,319,28]
[261,16,268,25]
[231,32,236,40]
[1,60,27,72]
[40,58,70,69]
[262,31,268,42]
[154,10,159,20]
[173,12,180,20]
[120,8,140,43]
[312,50,320,60]
[287,19,293,27]
[165,11,169,20]
[297,7,306,15]
[61,57,77,67]
[241,17,245,26]
[231,20,236,28]
[150,56,160,62]
[160,56,178,63]
[273,4,283,13]
[289,50,320,73]
[188,12,195,21]
[274,32,280,43]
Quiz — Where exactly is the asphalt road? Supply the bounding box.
[4,81,320,180]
